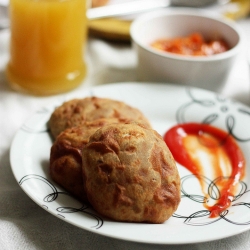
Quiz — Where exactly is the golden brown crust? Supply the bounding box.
[82,123,181,223]
[49,97,151,139]
[50,118,125,202]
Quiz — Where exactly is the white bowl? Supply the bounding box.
[130,9,242,91]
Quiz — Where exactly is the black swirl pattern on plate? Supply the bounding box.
[173,87,250,226]
[19,174,103,229]
[176,88,250,142]
[173,174,250,226]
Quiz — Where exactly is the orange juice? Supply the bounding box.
[7,0,87,95]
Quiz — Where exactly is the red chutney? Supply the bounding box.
[151,33,229,56]
[164,123,245,218]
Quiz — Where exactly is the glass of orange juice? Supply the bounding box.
[6,0,88,96]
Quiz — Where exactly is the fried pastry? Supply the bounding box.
[49,97,151,139]
[50,118,124,202]
[82,123,181,223]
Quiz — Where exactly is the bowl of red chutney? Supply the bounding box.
[130,9,242,92]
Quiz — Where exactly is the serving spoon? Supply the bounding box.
[0,0,230,30]
[87,0,230,19]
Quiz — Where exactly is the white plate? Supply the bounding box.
[10,82,250,244]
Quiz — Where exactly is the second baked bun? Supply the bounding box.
[49,97,151,139]
[82,123,181,223]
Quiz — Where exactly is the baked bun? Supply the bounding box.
[82,123,181,223]
[50,118,123,202]
[49,97,151,139]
